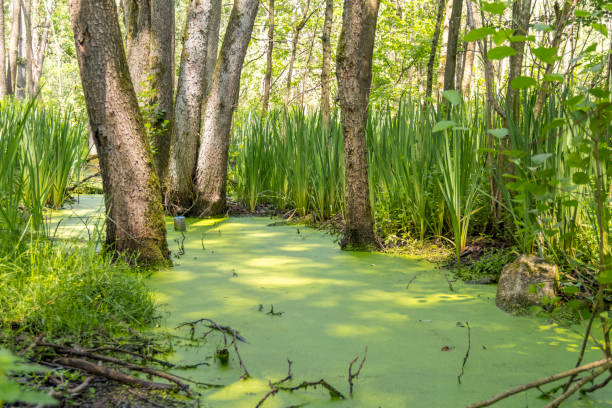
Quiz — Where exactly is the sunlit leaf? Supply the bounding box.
[432,120,457,133]
[481,1,506,15]
[465,27,495,41]
[488,128,508,139]
[442,90,462,106]
[511,76,538,90]
[487,46,517,60]
[532,46,559,64]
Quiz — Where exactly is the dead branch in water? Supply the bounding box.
[348,346,368,396]
[467,358,612,408]
[255,359,345,407]
[458,322,471,384]
[177,318,249,379]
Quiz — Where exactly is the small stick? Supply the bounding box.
[348,346,368,396]
[467,359,612,408]
[563,308,597,392]
[583,373,612,393]
[232,332,250,380]
[458,322,471,384]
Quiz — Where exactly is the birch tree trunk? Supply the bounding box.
[166,0,221,215]
[425,0,445,99]
[194,0,259,216]
[0,1,7,98]
[21,0,35,98]
[443,0,462,91]
[125,0,175,183]
[15,7,25,99]
[321,0,333,126]
[68,0,169,266]
[8,0,20,94]
[262,0,274,114]
[336,0,380,249]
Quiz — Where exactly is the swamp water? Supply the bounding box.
[51,196,612,407]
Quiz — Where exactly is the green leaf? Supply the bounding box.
[509,35,535,42]
[589,88,610,99]
[605,4,612,12]
[572,172,589,185]
[493,29,513,45]
[488,128,509,139]
[432,120,457,133]
[562,286,579,294]
[563,95,585,108]
[592,23,608,37]
[442,90,462,106]
[531,153,552,165]
[487,46,517,60]
[481,1,506,15]
[532,46,559,64]
[543,73,564,82]
[510,76,538,90]
[465,27,495,41]
[528,284,537,294]
[574,9,591,18]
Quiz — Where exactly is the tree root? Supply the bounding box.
[458,322,471,384]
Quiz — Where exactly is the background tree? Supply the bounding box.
[125,0,175,182]
[442,0,462,91]
[336,0,380,249]
[262,0,274,114]
[194,0,259,216]
[166,0,221,214]
[0,0,6,98]
[320,0,333,126]
[68,0,169,265]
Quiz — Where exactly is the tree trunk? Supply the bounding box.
[321,0,333,126]
[125,0,175,183]
[262,0,274,114]
[31,0,53,94]
[443,0,462,91]
[20,0,35,98]
[206,0,221,87]
[165,0,220,215]
[68,0,169,266]
[16,6,25,99]
[461,38,475,96]
[0,0,7,98]
[285,0,311,106]
[8,0,20,94]
[425,0,445,99]
[193,0,259,216]
[506,0,531,121]
[336,0,380,249]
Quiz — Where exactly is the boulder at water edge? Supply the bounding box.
[496,255,559,313]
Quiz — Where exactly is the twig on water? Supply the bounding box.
[458,322,471,384]
[266,305,283,316]
[348,346,368,396]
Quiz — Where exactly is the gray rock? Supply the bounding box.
[496,255,558,313]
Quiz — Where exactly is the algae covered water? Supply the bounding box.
[53,196,612,407]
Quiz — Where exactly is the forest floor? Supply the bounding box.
[43,195,612,408]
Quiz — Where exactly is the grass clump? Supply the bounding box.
[0,238,155,343]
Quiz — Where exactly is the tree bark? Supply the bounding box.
[125,0,175,183]
[165,0,220,215]
[261,0,274,114]
[425,0,446,99]
[285,0,311,106]
[8,0,20,94]
[506,0,531,120]
[15,5,25,99]
[321,0,333,126]
[0,0,7,98]
[68,0,169,265]
[443,0,462,91]
[461,37,475,95]
[31,0,53,94]
[193,0,259,216]
[21,0,35,98]
[336,0,380,249]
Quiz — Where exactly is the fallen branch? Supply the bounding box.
[255,360,293,408]
[54,357,177,391]
[544,364,610,408]
[37,342,190,392]
[467,358,612,408]
[458,322,471,384]
[348,346,367,396]
[67,172,101,192]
